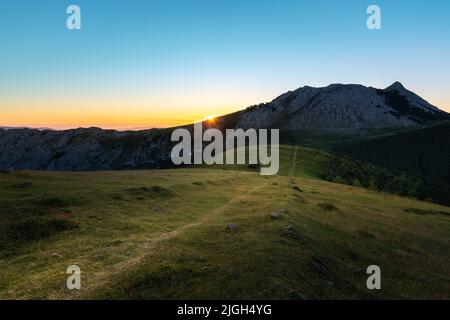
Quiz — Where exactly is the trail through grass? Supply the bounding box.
[0,146,449,299]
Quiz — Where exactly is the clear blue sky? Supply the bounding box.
[1,0,449,129]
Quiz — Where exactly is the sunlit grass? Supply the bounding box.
[0,146,449,299]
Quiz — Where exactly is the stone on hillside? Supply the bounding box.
[280,225,302,240]
[311,258,329,274]
[270,212,282,219]
[227,223,238,230]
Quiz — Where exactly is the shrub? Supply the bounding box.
[7,217,78,242]
[37,197,71,208]
[126,185,175,198]
[318,202,338,211]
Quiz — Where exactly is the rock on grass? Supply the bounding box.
[280,226,302,240]
[270,212,282,219]
[227,223,238,230]
[270,208,288,219]
[310,258,330,275]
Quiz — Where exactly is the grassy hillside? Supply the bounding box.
[211,145,436,205]
[1,147,449,299]
[205,145,333,179]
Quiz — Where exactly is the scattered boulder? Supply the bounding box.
[270,209,288,219]
[270,212,282,219]
[227,223,238,230]
[310,258,329,275]
[395,249,412,257]
[51,252,63,258]
[280,226,302,240]
[201,265,213,272]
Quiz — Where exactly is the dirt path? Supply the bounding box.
[64,174,275,298]
[288,145,298,177]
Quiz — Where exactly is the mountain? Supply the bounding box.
[236,82,449,133]
[0,127,174,170]
[0,82,448,171]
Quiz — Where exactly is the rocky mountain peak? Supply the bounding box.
[236,82,450,133]
[386,81,406,91]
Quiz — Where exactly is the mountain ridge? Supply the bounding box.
[236,81,449,133]
[0,82,449,171]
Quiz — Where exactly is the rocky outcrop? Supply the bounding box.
[236,82,449,133]
[0,127,173,170]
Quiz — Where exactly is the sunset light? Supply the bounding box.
[1,0,450,304]
[203,114,221,122]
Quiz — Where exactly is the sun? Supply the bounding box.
[203,114,221,122]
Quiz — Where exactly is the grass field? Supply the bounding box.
[0,146,449,299]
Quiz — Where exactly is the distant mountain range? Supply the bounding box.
[0,82,449,171]
[0,126,52,130]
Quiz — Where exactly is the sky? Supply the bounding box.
[0,0,449,129]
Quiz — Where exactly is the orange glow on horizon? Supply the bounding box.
[1,88,449,130]
[0,108,235,130]
[0,84,272,130]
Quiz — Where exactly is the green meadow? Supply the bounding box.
[0,146,449,299]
